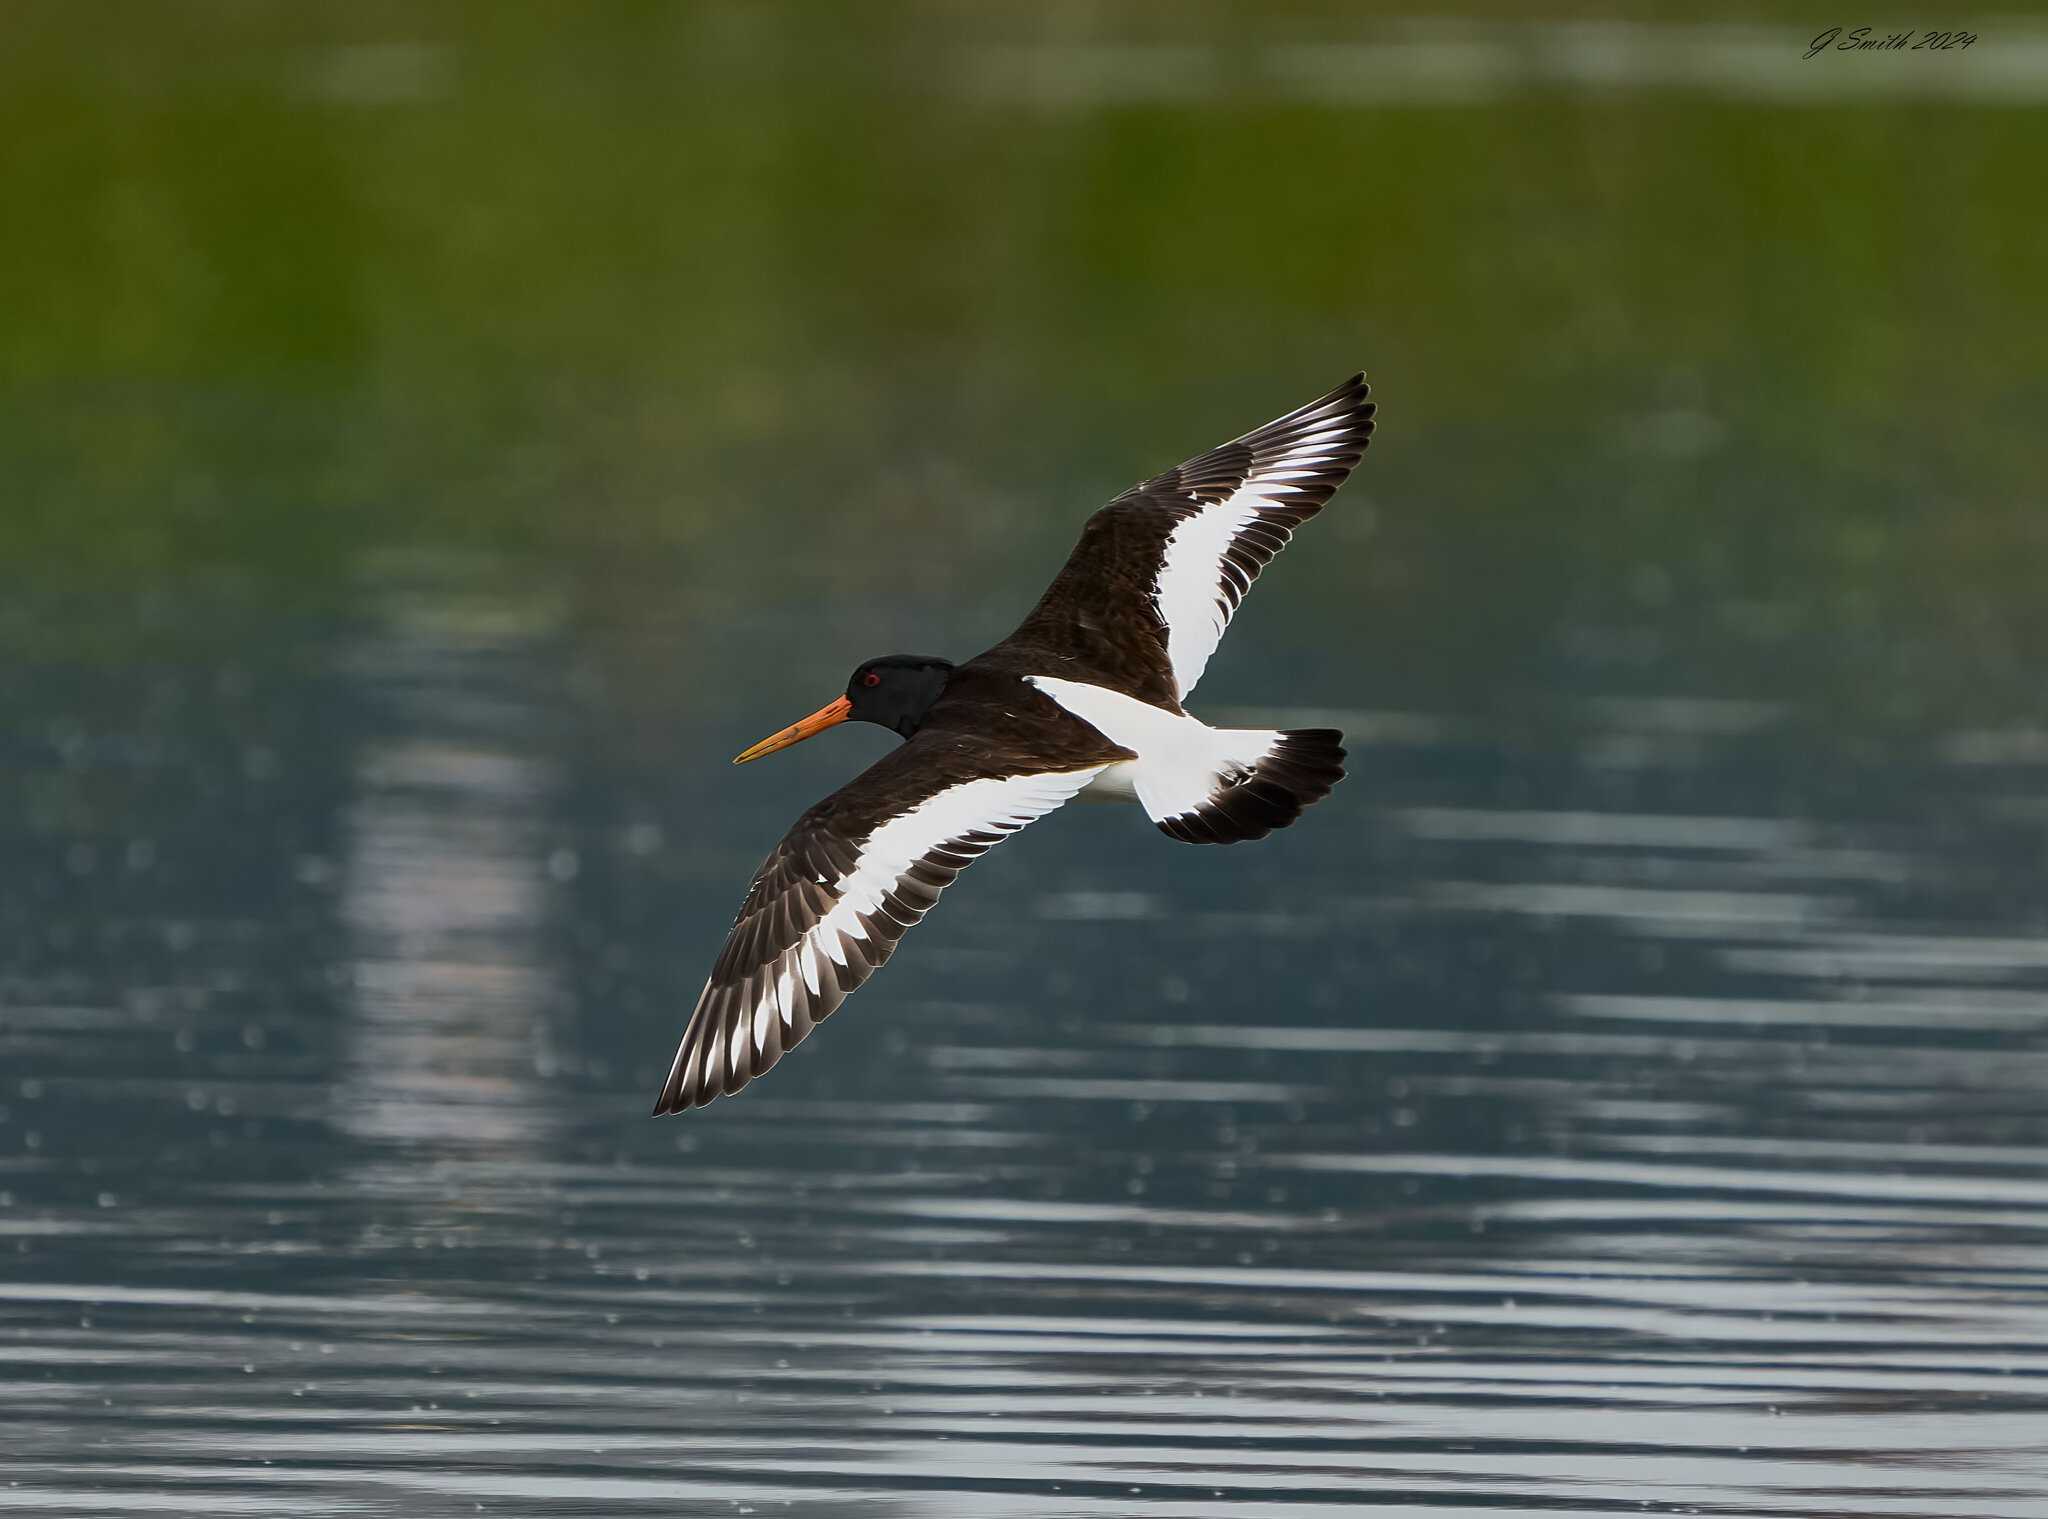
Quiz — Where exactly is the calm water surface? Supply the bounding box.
[4,560,2046,1517]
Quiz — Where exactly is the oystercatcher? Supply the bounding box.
[655,374,1374,1113]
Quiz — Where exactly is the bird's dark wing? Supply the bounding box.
[995,374,1374,705]
[654,734,1107,1113]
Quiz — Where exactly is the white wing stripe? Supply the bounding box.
[1155,504,1260,695]
[711,767,1106,1082]
[1148,395,1369,697]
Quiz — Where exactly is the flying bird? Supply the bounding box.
[655,374,1375,1113]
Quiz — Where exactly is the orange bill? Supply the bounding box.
[733,695,853,764]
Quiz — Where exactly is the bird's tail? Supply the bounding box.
[1152,728,1346,845]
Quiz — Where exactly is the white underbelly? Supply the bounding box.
[1077,761,1141,803]
[1027,676,1280,824]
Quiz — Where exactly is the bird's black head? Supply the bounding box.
[733,655,954,764]
[845,655,954,738]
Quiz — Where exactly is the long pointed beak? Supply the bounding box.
[733,695,853,764]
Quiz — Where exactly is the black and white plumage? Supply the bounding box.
[1001,372,1374,708]
[656,374,1374,1113]
[658,750,1108,1112]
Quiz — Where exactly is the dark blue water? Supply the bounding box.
[5,559,2045,1517]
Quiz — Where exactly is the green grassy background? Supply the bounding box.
[2,1,2043,724]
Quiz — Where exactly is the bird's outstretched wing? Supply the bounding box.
[999,374,1374,705]
[654,736,1106,1113]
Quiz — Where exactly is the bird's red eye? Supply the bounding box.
[863,672,881,687]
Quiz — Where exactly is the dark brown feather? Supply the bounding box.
[989,373,1373,706]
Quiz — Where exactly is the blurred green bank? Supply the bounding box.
[1,2,2043,721]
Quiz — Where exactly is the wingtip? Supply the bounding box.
[653,1083,714,1117]
[1297,371,1371,420]
[652,1055,702,1116]
[650,1059,682,1115]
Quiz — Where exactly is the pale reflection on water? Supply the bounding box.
[335,570,565,1148]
